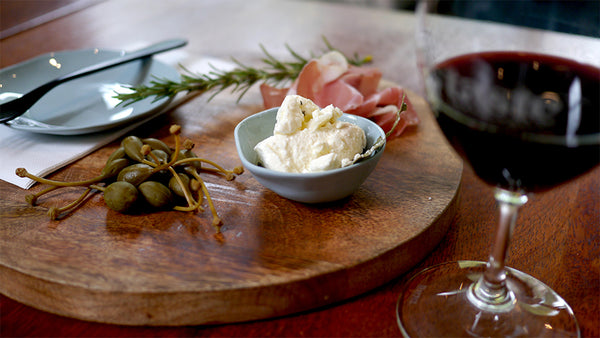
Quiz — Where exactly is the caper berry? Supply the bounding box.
[117,163,154,186]
[101,157,130,178]
[105,147,127,166]
[148,149,169,165]
[104,181,138,213]
[169,173,191,197]
[121,135,145,162]
[142,138,172,156]
[16,124,242,233]
[138,181,172,208]
[178,149,202,170]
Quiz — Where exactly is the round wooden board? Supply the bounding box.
[0,90,462,326]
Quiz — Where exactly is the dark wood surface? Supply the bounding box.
[1,0,598,336]
[0,0,102,38]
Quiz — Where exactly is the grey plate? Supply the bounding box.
[0,48,179,135]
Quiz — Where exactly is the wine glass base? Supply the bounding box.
[396,261,580,337]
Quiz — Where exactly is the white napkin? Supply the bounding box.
[1,116,158,189]
[1,49,236,190]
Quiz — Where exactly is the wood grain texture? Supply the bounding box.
[0,90,461,325]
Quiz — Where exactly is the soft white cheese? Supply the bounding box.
[255,95,366,173]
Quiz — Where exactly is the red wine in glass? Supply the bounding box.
[430,51,599,192]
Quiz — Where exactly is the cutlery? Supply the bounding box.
[0,38,187,123]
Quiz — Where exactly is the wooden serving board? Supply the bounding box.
[0,91,462,326]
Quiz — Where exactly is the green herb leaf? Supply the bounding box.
[114,37,371,106]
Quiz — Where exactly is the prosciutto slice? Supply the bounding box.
[260,51,418,139]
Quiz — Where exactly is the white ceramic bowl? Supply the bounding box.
[234,107,386,203]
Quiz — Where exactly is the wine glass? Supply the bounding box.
[396,0,600,336]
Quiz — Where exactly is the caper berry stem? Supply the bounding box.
[26,185,60,205]
[197,177,222,232]
[89,184,106,192]
[154,125,183,172]
[48,187,93,220]
[182,139,194,150]
[167,125,182,164]
[190,178,206,212]
[173,204,203,212]
[174,158,242,180]
[144,146,164,167]
[16,168,108,187]
[186,168,221,231]
[167,166,198,210]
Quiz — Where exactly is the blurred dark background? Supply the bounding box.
[2,0,599,39]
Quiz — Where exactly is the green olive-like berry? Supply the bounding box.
[101,157,130,178]
[105,147,128,166]
[148,149,169,165]
[169,173,191,197]
[138,181,172,208]
[121,135,145,162]
[142,138,172,156]
[117,163,154,186]
[104,181,138,212]
[177,149,202,170]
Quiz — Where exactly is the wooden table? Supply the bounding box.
[1,0,598,336]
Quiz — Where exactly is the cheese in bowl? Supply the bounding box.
[254,95,366,173]
[234,95,386,203]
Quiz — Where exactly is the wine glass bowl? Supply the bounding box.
[397,1,600,336]
[430,51,600,193]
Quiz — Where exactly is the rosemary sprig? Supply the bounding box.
[114,37,372,106]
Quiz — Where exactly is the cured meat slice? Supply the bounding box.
[339,66,382,97]
[260,51,419,138]
[260,83,289,109]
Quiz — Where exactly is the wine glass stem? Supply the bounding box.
[468,188,528,312]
